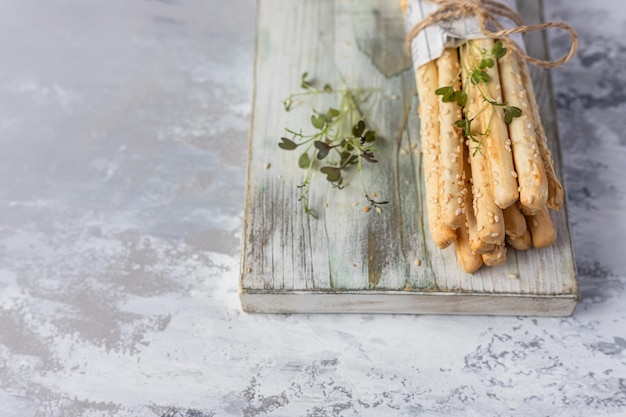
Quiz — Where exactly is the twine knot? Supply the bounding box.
[406,0,578,68]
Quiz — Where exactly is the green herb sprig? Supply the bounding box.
[435,40,522,155]
[278,73,387,218]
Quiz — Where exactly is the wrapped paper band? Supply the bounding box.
[404,0,578,69]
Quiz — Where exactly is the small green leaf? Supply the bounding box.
[470,69,490,85]
[364,130,376,143]
[311,114,326,129]
[278,137,298,150]
[352,120,366,137]
[320,166,341,183]
[298,151,311,168]
[503,106,522,125]
[479,58,495,69]
[339,151,359,167]
[314,140,331,159]
[454,91,468,107]
[301,72,313,89]
[435,86,455,102]
[326,107,340,119]
[339,151,351,166]
[492,41,507,59]
[323,84,332,92]
[455,118,471,136]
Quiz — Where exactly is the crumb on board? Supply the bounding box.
[362,206,371,212]
[264,162,271,170]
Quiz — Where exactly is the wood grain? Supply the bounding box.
[240,0,578,315]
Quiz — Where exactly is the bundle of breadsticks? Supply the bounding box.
[397,0,579,273]
[415,41,563,273]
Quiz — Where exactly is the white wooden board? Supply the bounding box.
[240,0,578,315]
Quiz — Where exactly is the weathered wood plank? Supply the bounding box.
[240,0,578,315]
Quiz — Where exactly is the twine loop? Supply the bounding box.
[406,0,578,68]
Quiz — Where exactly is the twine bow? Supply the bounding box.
[406,0,578,68]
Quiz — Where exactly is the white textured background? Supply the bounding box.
[0,1,625,416]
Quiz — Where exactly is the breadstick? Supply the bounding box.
[507,229,532,251]
[482,244,507,266]
[503,203,527,239]
[525,206,557,249]
[454,222,484,273]
[499,49,548,213]
[461,44,505,246]
[473,39,519,209]
[458,147,494,255]
[437,48,465,229]
[415,61,456,249]
[459,147,495,254]
[518,56,565,210]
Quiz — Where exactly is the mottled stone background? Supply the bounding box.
[0,0,624,416]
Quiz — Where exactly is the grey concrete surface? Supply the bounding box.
[0,1,624,416]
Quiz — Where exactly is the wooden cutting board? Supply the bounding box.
[239,0,578,315]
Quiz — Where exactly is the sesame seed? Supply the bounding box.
[511,171,518,178]
[490,232,500,238]
[494,215,500,222]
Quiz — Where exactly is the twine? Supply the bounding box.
[405,0,578,68]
